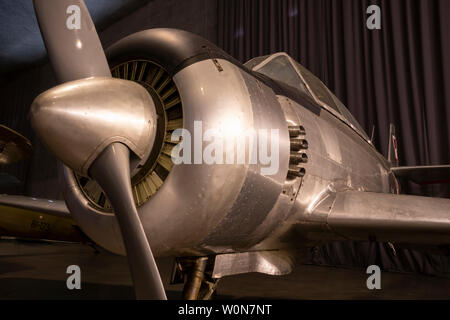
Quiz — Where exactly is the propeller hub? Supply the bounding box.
[30,77,157,176]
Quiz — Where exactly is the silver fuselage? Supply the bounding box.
[61,57,395,257]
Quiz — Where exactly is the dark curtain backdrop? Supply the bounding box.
[218,0,450,276]
[218,0,450,198]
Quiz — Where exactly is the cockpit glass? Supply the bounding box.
[249,54,310,96]
[244,55,270,70]
[328,90,369,139]
[293,62,340,113]
[245,53,369,140]
[294,63,369,138]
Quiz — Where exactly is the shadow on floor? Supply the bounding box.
[0,278,194,300]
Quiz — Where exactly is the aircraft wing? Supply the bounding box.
[391,165,450,184]
[0,124,32,165]
[0,194,87,242]
[310,190,450,246]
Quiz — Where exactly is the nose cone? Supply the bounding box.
[31,77,157,175]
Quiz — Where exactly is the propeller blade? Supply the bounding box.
[32,0,166,299]
[90,143,166,300]
[33,0,111,82]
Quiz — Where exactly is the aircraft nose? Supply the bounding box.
[30,76,157,176]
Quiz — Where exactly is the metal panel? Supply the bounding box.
[31,77,157,176]
[33,0,111,82]
[200,68,290,250]
[328,191,450,245]
[212,250,298,278]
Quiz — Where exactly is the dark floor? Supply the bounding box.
[1,239,449,299]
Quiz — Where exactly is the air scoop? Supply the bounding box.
[30,77,157,176]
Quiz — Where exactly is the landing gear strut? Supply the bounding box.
[171,256,219,300]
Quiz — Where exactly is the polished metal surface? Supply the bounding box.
[0,195,85,243]
[33,0,111,83]
[18,20,450,289]
[182,257,208,300]
[31,77,157,176]
[90,143,166,300]
[62,59,257,256]
[58,47,450,261]
[0,125,32,165]
[212,250,297,279]
[60,58,289,256]
[32,1,167,300]
[0,195,70,218]
[198,66,290,250]
[327,191,450,244]
[61,165,126,254]
[250,92,394,251]
[74,59,183,211]
[248,96,305,251]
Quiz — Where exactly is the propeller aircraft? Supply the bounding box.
[1,0,450,299]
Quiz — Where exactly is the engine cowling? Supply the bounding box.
[60,29,297,257]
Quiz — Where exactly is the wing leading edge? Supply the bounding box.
[391,165,450,185]
[311,190,450,246]
[0,195,87,242]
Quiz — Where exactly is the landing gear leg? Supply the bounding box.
[172,256,219,300]
[182,257,208,300]
[199,275,219,300]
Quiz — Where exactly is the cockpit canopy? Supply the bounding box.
[245,53,369,140]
